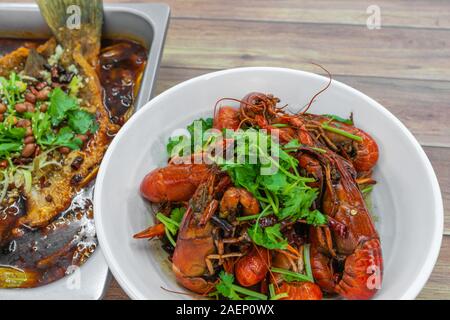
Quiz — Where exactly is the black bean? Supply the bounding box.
[71,156,84,170]
[70,174,83,186]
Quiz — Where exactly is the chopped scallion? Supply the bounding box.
[321,123,362,142]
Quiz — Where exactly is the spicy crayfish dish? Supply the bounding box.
[135,90,383,300]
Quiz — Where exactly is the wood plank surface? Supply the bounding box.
[160,19,450,82]
[145,0,450,30]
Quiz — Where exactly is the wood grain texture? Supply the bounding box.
[8,0,450,30]
[141,0,450,30]
[104,278,130,300]
[161,19,450,81]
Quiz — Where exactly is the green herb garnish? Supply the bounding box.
[270,267,313,283]
[248,223,288,250]
[322,114,353,125]
[303,244,313,281]
[361,185,374,194]
[211,271,268,300]
[155,208,187,247]
[321,123,362,142]
[269,283,288,300]
[0,72,26,109]
[166,118,214,157]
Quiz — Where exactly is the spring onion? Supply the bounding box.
[271,123,290,128]
[231,284,268,300]
[164,227,176,247]
[361,185,374,194]
[311,147,327,154]
[156,212,179,235]
[269,283,288,300]
[271,267,313,283]
[303,244,314,282]
[322,114,353,125]
[321,123,362,142]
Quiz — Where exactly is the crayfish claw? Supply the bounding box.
[335,238,383,300]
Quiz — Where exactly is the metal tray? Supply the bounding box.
[0,2,170,300]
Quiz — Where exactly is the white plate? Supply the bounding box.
[94,67,443,300]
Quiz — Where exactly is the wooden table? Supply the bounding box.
[8,0,450,299]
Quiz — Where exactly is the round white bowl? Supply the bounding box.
[94,67,443,300]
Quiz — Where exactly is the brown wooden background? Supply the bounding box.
[6,0,450,299]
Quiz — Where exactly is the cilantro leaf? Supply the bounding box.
[258,171,287,192]
[39,126,82,150]
[219,129,325,227]
[279,186,317,219]
[221,163,258,194]
[170,207,186,224]
[48,87,78,126]
[0,72,26,108]
[0,142,22,157]
[248,223,288,250]
[67,109,97,134]
[186,118,213,137]
[166,135,191,157]
[305,209,328,226]
[166,118,214,157]
[283,138,301,149]
[0,121,26,158]
[212,271,268,300]
[0,122,26,141]
[31,111,51,143]
[215,272,241,300]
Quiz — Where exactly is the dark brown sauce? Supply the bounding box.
[100,39,147,125]
[0,38,148,287]
[0,39,44,56]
